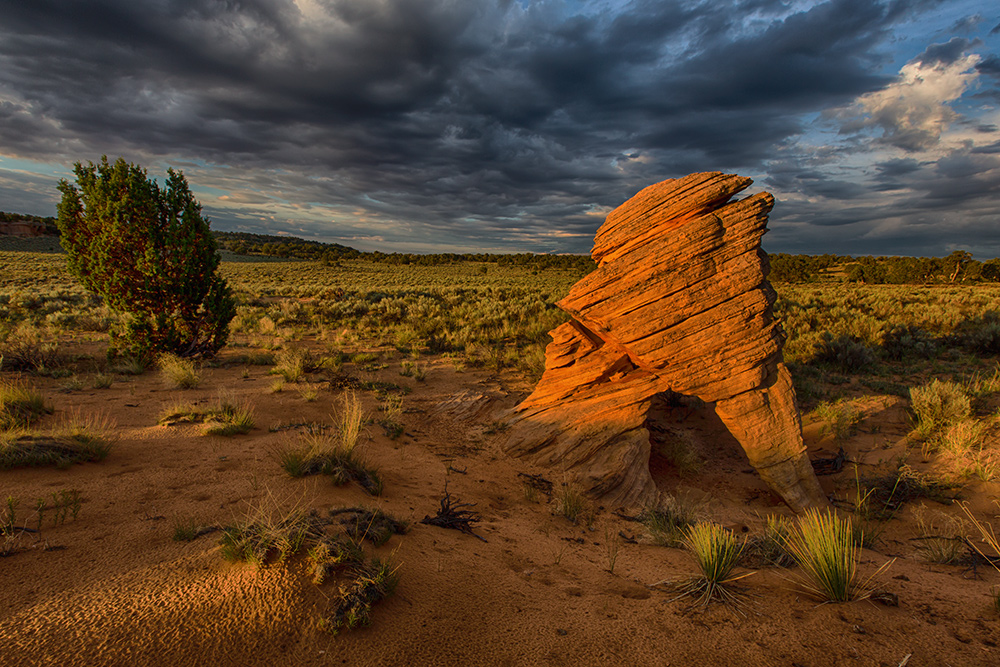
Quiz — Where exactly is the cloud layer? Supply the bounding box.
[0,0,998,256]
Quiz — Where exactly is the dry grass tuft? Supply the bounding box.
[158,353,201,389]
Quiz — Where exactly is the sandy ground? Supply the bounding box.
[2,341,999,667]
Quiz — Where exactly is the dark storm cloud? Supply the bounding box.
[978,54,1000,77]
[0,0,996,255]
[915,37,978,65]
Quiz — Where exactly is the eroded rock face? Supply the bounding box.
[504,172,827,511]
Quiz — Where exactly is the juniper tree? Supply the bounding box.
[57,156,235,361]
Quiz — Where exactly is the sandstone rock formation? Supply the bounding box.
[504,172,828,512]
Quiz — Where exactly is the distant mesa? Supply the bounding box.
[504,172,828,512]
[0,217,50,237]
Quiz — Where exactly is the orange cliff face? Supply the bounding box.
[504,172,828,512]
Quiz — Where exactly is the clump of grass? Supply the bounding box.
[655,522,750,611]
[912,509,967,565]
[320,557,400,634]
[308,535,366,584]
[203,397,255,436]
[92,373,113,389]
[378,394,404,439]
[278,431,382,496]
[159,394,255,436]
[238,351,275,366]
[813,400,865,441]
[910,379,971,437]
[159,353,201,389]
[109,356,147,376]
[59,376,84,392]
[331,507,408,546]
[335,390,366,454]
[858,463,958,519]
[0,379,50,430]
[554,483,592,526]
[220,504,325,567]
[960,503,1000,613]
[642,496,695,547]
[298,385,320,402]
[743,515,796,568]
[0,414,115,469]
[271,347,314,383]
[782,509,891,602]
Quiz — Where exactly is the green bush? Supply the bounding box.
[910,379,970,435]
[57,157,236,361]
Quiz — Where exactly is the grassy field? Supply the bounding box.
[3,249,1000,482]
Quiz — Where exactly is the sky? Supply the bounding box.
[0,0,998,257]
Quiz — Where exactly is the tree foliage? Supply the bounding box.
[57,157,235,360]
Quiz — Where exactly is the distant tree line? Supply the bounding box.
[0,210,59,235]
[5,210,996,282]
[770,251,1000,284]
[212,231,597,272]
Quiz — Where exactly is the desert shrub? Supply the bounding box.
[814,333,878,372]
[910,379,970,435]
[0,380,50,430]
[960,312,1000,355]
[858,464,958,518]
[783,510,864,602]
[0,324,65,373]
[0,417,114,469]
[812,400,864,440]
[642,496,695,547]
[656,522,748,610]
[220,507,324,567]
[159,394,255,436]
[331,507,408,547]
[159,353,201,389]
[881,325,938,361]
[321,557,400,634]
[57,156,236,361]
[279,431,382,496]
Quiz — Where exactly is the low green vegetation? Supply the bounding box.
[782,509,892,603]
[158,394,255,436]
[655,521,749,612]
[159,353,201,389]
[218,498,400,633]
[0,416,114,469]
[0,380,50,430]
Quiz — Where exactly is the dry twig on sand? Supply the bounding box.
[421,485,487,542]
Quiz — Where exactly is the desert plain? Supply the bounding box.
[1,240,1000,667]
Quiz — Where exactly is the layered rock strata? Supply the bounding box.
[504,172,827,511]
